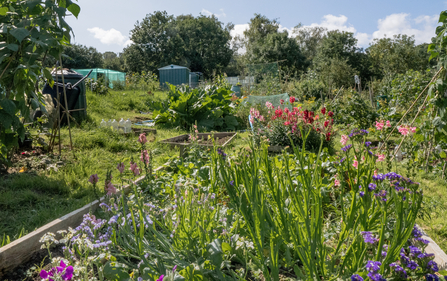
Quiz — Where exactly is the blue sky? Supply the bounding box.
[65,0,446,54]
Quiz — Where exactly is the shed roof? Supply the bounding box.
[158,64,190,70]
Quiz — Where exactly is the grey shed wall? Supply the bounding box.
[159,68,190,89]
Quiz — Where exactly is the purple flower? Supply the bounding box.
[229,180,234,186]
[360,191,365,197]
[365,141,372,147]
[406,260,418,270]
[412,226,423,238]
[367,272,385,281]
[351,274,364,281]
[366,260,381,273]
[368,183,377,191]
[156,275,165,281]
[173,265,178,272]
[340,157,346,163]
[362,232,378,244]
[427,260,439,272]
[341,144,352,152]
[426,273,440,281]
[409,246,422,258]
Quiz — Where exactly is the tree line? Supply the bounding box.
[60,12,435,87]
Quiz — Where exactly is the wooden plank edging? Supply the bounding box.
[0,168,164,276]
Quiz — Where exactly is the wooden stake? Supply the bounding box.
[58,55,74,153]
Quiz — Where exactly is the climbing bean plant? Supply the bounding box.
[0,0,80,164]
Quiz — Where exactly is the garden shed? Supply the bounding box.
[158,64,190,88]
[72,68,126,88]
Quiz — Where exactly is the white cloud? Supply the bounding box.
[87,27,128,46]
[307,14,356,33]
[230,23,249,39]
[201,8,226,19]
[372,13,437,44]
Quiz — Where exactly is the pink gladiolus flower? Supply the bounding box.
[334,179,340,187]
[340,135,349,146]
[353,160,358,169]
[129,162,140,176]
[117,162,125,174]
[375,121,384,130]
[138,133,147,144]
[386,120,391,128]
[88,174,99,184]
[377,154,386,162]
[157,275,165,281]
[105,182,117,195]
[374,170,378,176]
[265,101,273,109]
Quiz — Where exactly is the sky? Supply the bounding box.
[64,0,446,54]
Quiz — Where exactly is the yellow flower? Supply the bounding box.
[19,166,27,173]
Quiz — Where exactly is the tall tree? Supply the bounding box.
[103,51,124,71]
[293,25,327,66]
[59,44,103,69]
[123,11,233,77]
[367,34,429,78]
[243,14,306,76]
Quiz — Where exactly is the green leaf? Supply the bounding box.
[224,115,238,130]
[43,68,54,87]
[221,242,231,254]
[67,3,80,18]
[429,52,439,61]
[440,11,447,23]
[0,7,8,16]
[103,261,131,281]
[7,44,19,51]
[0,99,16,116]
[9,28,30,43]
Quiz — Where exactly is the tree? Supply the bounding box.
[313,30,372,85]
[62,44,103,69]
[367,34,429,78]
[293,25,327,66]
[123,11,233,77]
[242,14,307,76]
[175,14,233,76]
[103,51,124,71]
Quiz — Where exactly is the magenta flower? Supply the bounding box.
[40,261,73,281]
[386,120,391,128]
[138,133,148,144]
[156,275,165,281]
[375,120,384,130]
[398,125,409,136]
[376,154,385,162]
[88,174,99,184]
[117,162,125,174]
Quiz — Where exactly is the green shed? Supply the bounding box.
[159,65,190,89]
[72,68,126,88]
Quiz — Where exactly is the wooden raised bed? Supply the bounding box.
[131,127,157,136]
[159,132,237,157]
[0,165,167,277]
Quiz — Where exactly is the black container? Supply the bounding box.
[41,69,87,125]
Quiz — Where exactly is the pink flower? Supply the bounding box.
[193,125,197,129]
[265,102,273,109]
[140,150,150,164]
[376,154,385,162]
[117,162,125,174]
[353,160,358,169]
[386,120,391,128]
[334,179,340,187]
[138,133,147,144]
[340,135,349,146]
[129,162,140,176]
[105,182,117,195]
[374,170,378,176]
[280,99,284,105]
[195,129,198,133]
[398,125,409,136]
[88,174,99,184]
[375,121,384,130]
[259,115,265,122]
[157,275,165,281]
[410,127,416,133]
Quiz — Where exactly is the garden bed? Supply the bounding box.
[159,132,237,157]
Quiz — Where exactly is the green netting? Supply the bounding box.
[72,68,126,88]
[246,61,279,79]
[243,93,292,109]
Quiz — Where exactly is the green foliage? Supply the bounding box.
[242,14,307,76]
[86,77,109,96]
[103,51,124,72]
[328,90,378,129]
[60,44,103,69]
[123,11,232,77]
[368,34,432,78]
[125,71,159,92]
[378,69,432,121]
[151,84,239,131]
[286,71,326,101]
[0,0,79,165]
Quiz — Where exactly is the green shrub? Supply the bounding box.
[286,71,326,101]
[150,84,239,131]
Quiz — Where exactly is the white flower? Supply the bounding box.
[245,241,254,250]
[236,240,244,250]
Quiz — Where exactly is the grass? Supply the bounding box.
[0,88,250,244]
